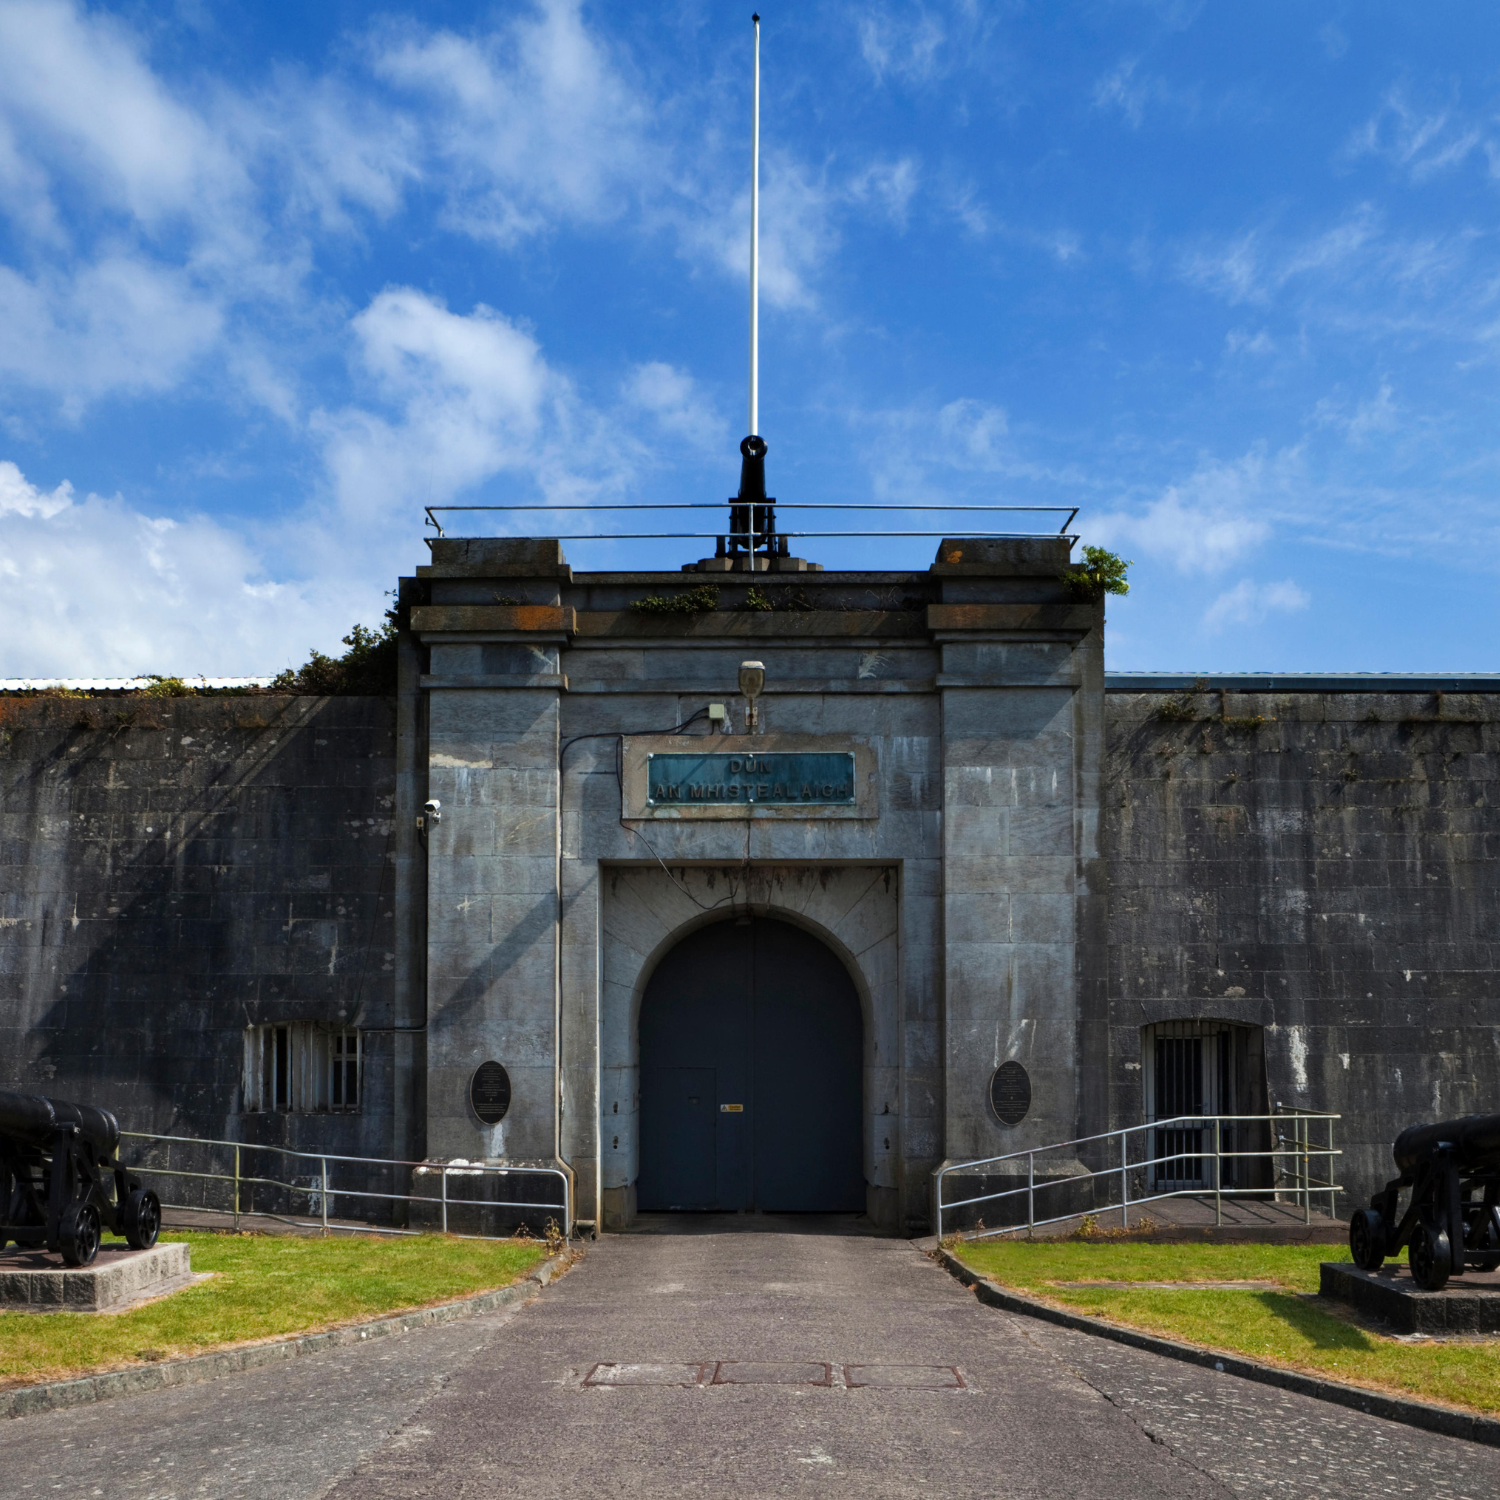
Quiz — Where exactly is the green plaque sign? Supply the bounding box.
[646,751,856,806]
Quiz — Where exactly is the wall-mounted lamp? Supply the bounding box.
[738,660,765,735]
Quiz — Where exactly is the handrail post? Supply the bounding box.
[1328,1116,1337,1220]
[233,1145,241,1232]
[935,1168,943,1242]
[1027,1153,1034,1235]
[441,1166,449,1235]
[1214,1118,1222,1226]
[321,1157,330,1237]
[1120,1132,1129,1230]
[1302,1116,1311,1225]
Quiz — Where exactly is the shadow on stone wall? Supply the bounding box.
[0,694,398,1158]
[1105,687,1500,1210]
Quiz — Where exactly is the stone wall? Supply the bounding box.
[1105,686,1500,1210]
[0,694,411,1162]
[5,673,1496,1225]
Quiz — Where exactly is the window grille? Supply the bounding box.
[243,1023,361,1113]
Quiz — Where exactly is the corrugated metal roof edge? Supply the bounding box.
[1106,674,1500,693]
[0,677,277,691]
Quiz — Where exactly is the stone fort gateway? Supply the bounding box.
[3,529,1498,1237]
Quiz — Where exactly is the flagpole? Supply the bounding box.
[749,13,760,438]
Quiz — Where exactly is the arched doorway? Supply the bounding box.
[637,916,864,1213]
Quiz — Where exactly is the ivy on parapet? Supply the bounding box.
[1061,546,1132,602]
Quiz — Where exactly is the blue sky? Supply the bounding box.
[1,1,1498,675]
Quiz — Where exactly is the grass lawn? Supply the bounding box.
[953,1239,1500,1417]
[0,1232,549,1390]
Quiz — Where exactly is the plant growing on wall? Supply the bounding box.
[630,584,721,615]
[1061,546,1132,601]
[272,617,399,695]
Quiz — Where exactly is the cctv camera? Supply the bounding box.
[423,798,441,824]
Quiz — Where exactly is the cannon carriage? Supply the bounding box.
[1349,1113,1500,1291]
[0,1090,160,1267]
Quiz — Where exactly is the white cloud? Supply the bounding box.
[1092,56,1199,129]
[848,157,921,229]
[851,395,1067,514]
[370,0,653,245]
[859,6,947,86]
[0,460,72,519]
[1174,204,1485,328]
[1088,450,1291,572]
[936,399,1009,468]
[1319,23,1348,61]
[0,0,244,231]
[1203,578,1310,631]
[0,257,223,413]
[676,153,839,312]
[1093,58,1147,128]
[622,363,724,453]
[0,0,427,417]
[0,461,360,676]
[318,288,562,526]
[1313,382,1399,445]
[1225,327,1274,356]
[1343,87,1488,183]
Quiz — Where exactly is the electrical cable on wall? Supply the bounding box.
[559,708,745,914]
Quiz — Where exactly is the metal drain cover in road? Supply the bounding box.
[583,1364,708,1386]
[845,1366,967,1389]
[712,1362,833,1385]
[582,1362,965,1389]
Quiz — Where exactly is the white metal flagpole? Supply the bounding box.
[748,13,760,438]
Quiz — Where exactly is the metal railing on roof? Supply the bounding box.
[423,500,1079,543]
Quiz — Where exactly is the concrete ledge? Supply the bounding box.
[938,1249,1500,1450]
[0,1244,191,1312]
[1321,1261,1500,1334]
[0,1251,572,1422]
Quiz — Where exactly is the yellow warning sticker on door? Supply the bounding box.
[720,1103,744,1112]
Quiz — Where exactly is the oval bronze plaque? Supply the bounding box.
[990,1060,1031,1126]
[470,1061,511,1124]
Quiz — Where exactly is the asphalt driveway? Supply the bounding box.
[5,1220,1499,1498]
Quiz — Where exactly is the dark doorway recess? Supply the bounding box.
[637,917,864,1213]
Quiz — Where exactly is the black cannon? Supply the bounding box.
[1349,1113,1500,1291]
[0,1090,160,1267]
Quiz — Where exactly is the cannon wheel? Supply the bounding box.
[1349,1208,1387,1271]
[1409,1220,1452,1292]
[122,1189,161,1251]
[1470,1209,1500,1273]
[59,1201,101,1268]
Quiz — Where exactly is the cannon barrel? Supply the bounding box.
[1393,1113,1500,1176]
[0,1090,120,1153]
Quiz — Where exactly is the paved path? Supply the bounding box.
[6,1224,1500,1498]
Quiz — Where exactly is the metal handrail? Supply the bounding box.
[423,501,1080,539]
[934,1111,1340,1241]
[120,1131,571,1240]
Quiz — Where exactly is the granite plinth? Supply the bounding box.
[0,1242,192,1312]
[1320,1259,1500,1334]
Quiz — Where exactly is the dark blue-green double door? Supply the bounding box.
[637,917,864,1212]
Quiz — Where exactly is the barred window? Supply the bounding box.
[243,1024,361,1113]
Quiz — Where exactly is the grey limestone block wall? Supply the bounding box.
[1105,687,1500,1211]
[0,694,409,1162]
